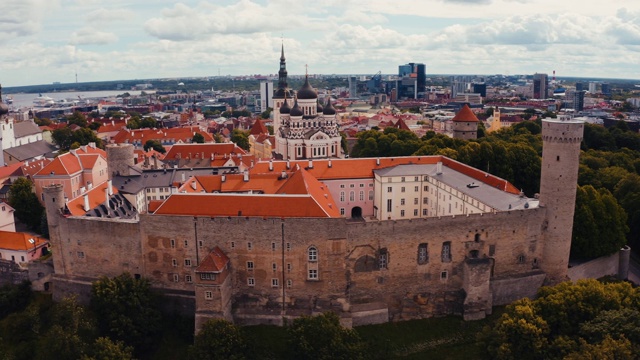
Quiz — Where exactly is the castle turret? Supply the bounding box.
[539,117,584,283]
[43,184,67,274]
[106,143,135,178]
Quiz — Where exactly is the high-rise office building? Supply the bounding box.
[575,82,584,92]
[533,73,549,99]
[397,63,426,99]
[259,81,273,112]
[588,82,597,93]
[601,83,611,96]
[572,90,586,111]
[473,83,487,97]
[451,75,472,98]
[348,76,358,98]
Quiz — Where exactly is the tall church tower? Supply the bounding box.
[272,44,294,138]
[539,117,584,283]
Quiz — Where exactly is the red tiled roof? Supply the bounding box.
[153,193,338,218]
[250,119,269,136]
[112,127,213,144]
[196,247,229,273]
[0,231,48,251]
[78,154,99,169]
[38,153,81,176]
[17,159,52,178]
[66,182,119,216]
[0,162,25,180]
[452,104,479,122]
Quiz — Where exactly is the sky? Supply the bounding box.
[2,0,640,87]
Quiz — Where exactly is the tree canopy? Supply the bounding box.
[143,139,166,154]
[188,319,247,360]
[8,178,44,231]
[482,279,640,360]
[231,129,250,151]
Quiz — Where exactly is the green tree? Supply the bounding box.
[143,140,166,153]
[8,178,44,231]
[231,129,250,151]
[67,111,88,128]
[192,132,205,143]
[0,282,32,320]
[287,312,367,360]
[260,107,272,119]
[82,337,134,360]
[572,185,628,259]
[90,273,162,354]
[188,319,247,360]
[614,173,640,252]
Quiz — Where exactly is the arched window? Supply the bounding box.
[308,246,317,261]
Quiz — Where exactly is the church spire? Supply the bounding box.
[274,42,290,99]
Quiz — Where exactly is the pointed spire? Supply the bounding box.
[280,41,285,61]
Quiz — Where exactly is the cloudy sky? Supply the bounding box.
[2,0,640,87]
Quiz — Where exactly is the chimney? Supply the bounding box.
[181,173,186,182]
[144,155,149,167]
[107,180,113,195]
[87,182,93,190]
[286,160,290,169]
[328,159,332,168]
[83,194,90,212]
[436,161,443,175]
[104,187,110,208]
[269,159,273,171]
[281,170,287,179]
[376,158,380,165]
[221,174,226,182]
[250,160,254,168]
[308,159,313,169]
[243,170,249,182]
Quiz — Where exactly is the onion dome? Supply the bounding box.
[279,99,291,114]
[316,102,324,113]
[0,85,8,116]
[297,75,317,100]
[323,97,336,115]
[290,98,303,117]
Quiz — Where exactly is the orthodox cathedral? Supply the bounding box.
[272,46,343,160]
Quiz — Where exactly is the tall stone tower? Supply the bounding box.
[539,117,584,283]
[106,143,134,178]
[451,104,479,140]
[43,184,67,275]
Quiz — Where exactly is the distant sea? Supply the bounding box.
[6,90,152,109]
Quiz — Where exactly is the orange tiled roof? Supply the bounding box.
[112,127,213,144]
[18,159,52,178]
[78,154,99,169]
[66,182,119,216]
[0,231,48,251]
[196,247,229,273]
[0,162,25,180]
[163,143,246,160]
[153,193,338,218]
[38,153,81,176]
[452,104,479,122]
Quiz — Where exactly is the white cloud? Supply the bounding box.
[85,8,135,23]
[69,28,118,45]
[0,0,60,43]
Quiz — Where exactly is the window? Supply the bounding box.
[414,198,418,205]
[414,186,419,192]
[418,243,428,264]
[308,247,318,261]
[359,191,364,201]
[378,249,388,269]
[441,271,448,280]
[172,259,178,267]
[170,239,175,248]
[400,210,405,217]
[401,187,406,193]
[231,241,235,248]
[198,241,203,248]
[184,259,192,267]
[441,242,452,263]
[387,199,392,212]
[271,279,279,288]
[517,255,526,264]
[205,291,213,300]
[340,191,345,202]
[489,245,496,256]
[350,184,355,188]
[414,176,419,181]
[173,274,179,282]
[247,278,255,286]
[287,279,293,288]
[286,243,291,251]
[349,191,355,201]
[413,209,418,216]
[469,250,479,259]
[287,263,292,272]
[185,275,192,283]
[247,242,252,250]
[77,251,85,259]
[400,198,405,205]
[272,263,277,271]
[422,209,428,216]
[184,240,188,247]
[308,269,318,280]
[369,183,374,187]
[271,242,276,251]
[200,273,216,280]
[423,197,428,204]
[340,208,345,216]
[247,261,254,270]
[369,190,374,201]
[340,184,345,188]
[424,186,429,191]
[387,187,392,193]
[359,183,364,187]
[401,177,405,182]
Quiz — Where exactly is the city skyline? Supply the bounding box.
[1,0,640,87]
